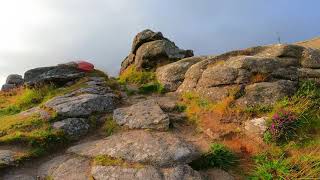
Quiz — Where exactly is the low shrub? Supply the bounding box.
[190,143,238,170]
[138,82,165,94]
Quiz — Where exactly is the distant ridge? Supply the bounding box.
[296,36,320,49]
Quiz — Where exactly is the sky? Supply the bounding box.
[0,0,320,85]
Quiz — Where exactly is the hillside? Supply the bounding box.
[296,37,320,49]
[0,30,319,180]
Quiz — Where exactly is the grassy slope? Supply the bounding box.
[0,70,115,165]
[179,80,320,179]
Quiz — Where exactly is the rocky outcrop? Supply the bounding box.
[68,130,199,167]
[156,56,207,91]
[175,44,320,105]
[113,100,170,130]
[120,29,193,73]
[1,74,23,91]
[24,65,85,86]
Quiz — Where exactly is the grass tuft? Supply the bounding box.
[190,143,238,170]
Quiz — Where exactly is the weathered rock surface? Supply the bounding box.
[134,40,193,71]
[1,74,23,91]
[156,56,205,91]
[0,150,15,167]
[203,169,235,180]
[162,165,203,180]
[113,100,170,130]
[91,165,163,180]
[176,44,320,105]
[52,118,89,140]
[37,154,90,180]
[2,174,35,180]
[45,93,118,117]
[92,165,203,180]
[244,117,268,136]
[68,130,199,167]
[1,84,17,91]
[236,80,297,106]
[120,29,193,73]
[6,74,24,85]
[131,29,164,54]
[24,66,85,86]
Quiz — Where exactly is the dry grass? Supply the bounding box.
[250,73,269,83]
[296,37,320,49]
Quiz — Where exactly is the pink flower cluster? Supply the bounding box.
[269,110,298,139]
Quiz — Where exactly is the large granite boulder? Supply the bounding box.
[68,130,199,167]
[120,29,193,73]
[24,65,85,86]
[113,100,170,130]
[175,44,320,106]
[1,74,23,91]
[156,56,206,91]
[131,29,164,54]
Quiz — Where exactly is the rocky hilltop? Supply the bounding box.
[0,30,319,179]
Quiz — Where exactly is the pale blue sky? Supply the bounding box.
[0,0,319,85]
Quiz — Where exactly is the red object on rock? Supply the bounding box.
[76,61,94,72]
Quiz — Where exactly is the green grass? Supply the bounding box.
[118,65,157,85]
[190,143,238,170]
[0,112,68,159]
[103,117,120,136]
[118,65,165,94]
[250,153,290,179]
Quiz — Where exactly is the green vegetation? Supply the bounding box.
[265,80,320,145]
[0,113,68,158]
[118,65,156,85]
[118,65,164,95]
[103,117,120,136]
[190,143,238,170]
[250,80,320,179]
[250,146,320,179]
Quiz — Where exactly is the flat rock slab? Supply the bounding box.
[0,150,15,167]
[37,154,91,180]
[68,130,199,167]
[92,165,163,180]
[92,165,203,180]
[113,100,170,130]
[45,93,118,117]
[52,118,89,140]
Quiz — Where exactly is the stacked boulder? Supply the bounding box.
[1,74,24,91]
[24,62,89,87]
[157,44,320,106]
[120,29,194,73]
